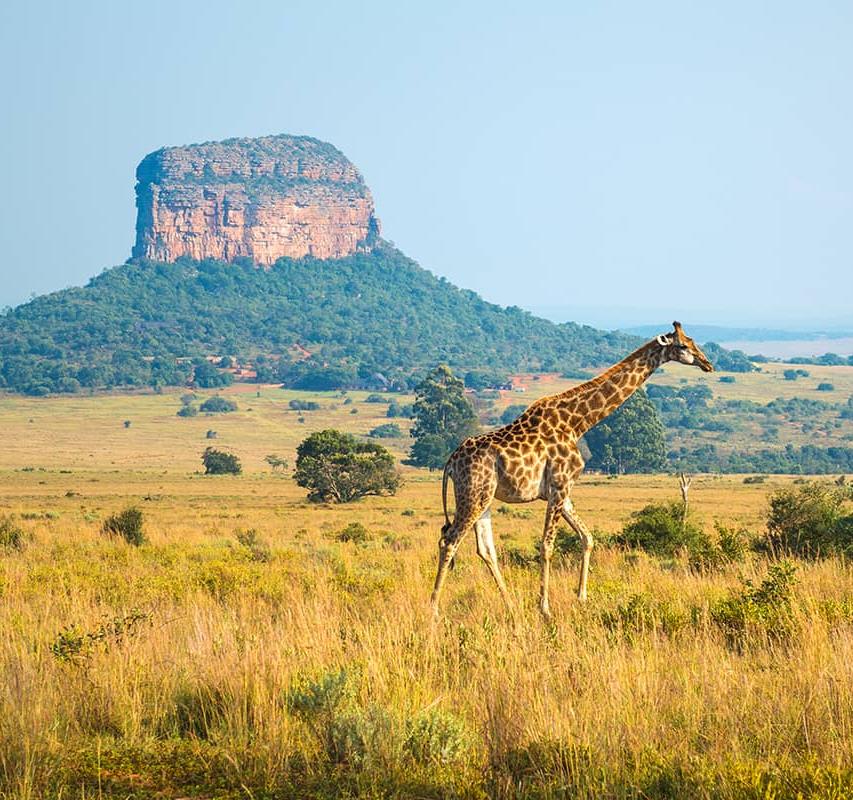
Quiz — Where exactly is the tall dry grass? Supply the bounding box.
[1,472,852,799]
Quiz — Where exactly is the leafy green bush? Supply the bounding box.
[364,393,389,403]
[334,522,371,544]
[405,708,471,766]
[369,422,402,438]
[711,562,799,649]
[817,382,835,392]
[760,481,852,557]
[289,399,320,411]
[0,517,26,552]
[101,507,145,546]
[199,396,237,413]
[614,501,709,559]
[176,404,198,417]
[201,447,242,475]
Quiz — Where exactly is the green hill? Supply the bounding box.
[0,243,643,395]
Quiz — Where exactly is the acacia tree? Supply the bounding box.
[583,389,666,474]
[407,365,478,470]
[294,429,400,503]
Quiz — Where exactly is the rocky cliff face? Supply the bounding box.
[132,135,380,264]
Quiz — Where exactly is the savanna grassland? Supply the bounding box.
[1,384,852,799]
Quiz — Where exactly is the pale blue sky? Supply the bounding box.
[1,1,851,328]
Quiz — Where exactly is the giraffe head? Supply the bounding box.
[656,321,714,372]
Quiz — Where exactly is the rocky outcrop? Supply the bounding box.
[132,134,380,264]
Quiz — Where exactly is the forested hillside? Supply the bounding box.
[0,243,651,395]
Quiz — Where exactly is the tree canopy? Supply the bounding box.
[294,429,400,503]
[0,243,643,395]
[583,389,666,474]
[407,366,478,470]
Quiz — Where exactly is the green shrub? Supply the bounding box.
[714,521,750,563]
[364,393,389,403]
[101,507,145,546]
[817,382,835,392]
[235,528,271,563]
[743,475,766,484]
[289,399,320,411]
[405,708,471,766]
[760,482,853,557]
[0,517,26,552]
[368,423,402,438]
[334,522,371,544]
[711,561,799,649]
[176,404,198,417]
[202,447,242,475]
[614,501,709,560]
[199,396,237,413]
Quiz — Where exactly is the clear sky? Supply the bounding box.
[1,1,851,329]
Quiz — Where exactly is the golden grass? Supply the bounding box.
[0,387,851,797]
[1,468,852,798]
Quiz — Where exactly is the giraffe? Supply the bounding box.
[430,321,714,619]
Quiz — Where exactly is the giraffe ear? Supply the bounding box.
[656,335,671,347]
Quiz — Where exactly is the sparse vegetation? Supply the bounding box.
[0,517,26,552]
[101,507,145,546]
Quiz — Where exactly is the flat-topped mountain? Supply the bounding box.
[133,135,380,264]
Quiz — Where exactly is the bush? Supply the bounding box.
[817,383,835,392]
[0,517,26,552]
[718,375,736,383]
[102,507,145,546]
[176,404,198,417]
[711,562,799,649]
[295,430,400,503]
[235,528,271,562]
[199,396,237,413]
[202,447,242,475]
[289,399,320,411]
[614,501,709,559]
[364,393,389,403]
[368,423,402,438]
[760,482,852,557]
[405,709,471,766]
[333,522,371,544]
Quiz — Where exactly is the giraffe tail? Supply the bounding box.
[441,458,456,570]
[441,458,452,530]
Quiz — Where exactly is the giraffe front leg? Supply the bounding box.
[561,498,594,602]
[538,499,561,620]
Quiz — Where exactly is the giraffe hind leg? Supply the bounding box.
[474,508,512,609]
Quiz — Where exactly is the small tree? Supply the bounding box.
[407,365,478,470]
[295,429,400,503]
[202,447,242,475]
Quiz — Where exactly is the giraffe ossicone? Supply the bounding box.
[430,322,714,619]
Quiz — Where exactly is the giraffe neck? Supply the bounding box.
[560,340,664,436]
